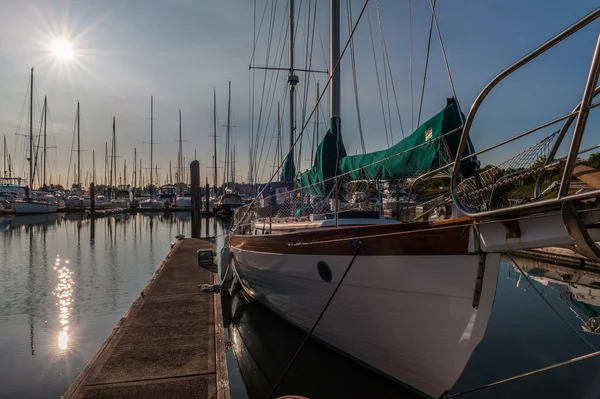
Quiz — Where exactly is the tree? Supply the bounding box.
[584,152,600,171]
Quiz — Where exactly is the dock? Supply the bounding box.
[64,238,229,399]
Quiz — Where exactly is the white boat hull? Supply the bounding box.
[230,247,500,398]
[12,201,58,214]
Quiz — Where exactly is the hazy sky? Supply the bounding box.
[0,0,598,188]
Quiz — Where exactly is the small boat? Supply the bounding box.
[214,193,244,218]
[12,193,59,214]
[138,198,165,209]
[173,195,191,208]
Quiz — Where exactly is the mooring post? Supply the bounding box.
[190,161,200,238]
[205,183,210,213]
[90,182,95,214]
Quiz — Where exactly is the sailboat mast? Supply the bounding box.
[178,108,182,195]
[3,135,6,178]
[29,68,33,192]
[213,89,217,192]
[77,101,80,191]
[277,101,282,167]
[43,95,47,187]
[150,96,154,190]
[134,148,137,189]
[224,80,231,192]
[288,0,298,174]
[330,0,341,119]
[92,150,96,184]
[104,142,108,185]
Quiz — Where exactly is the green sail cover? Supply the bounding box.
[280,152,296,182]
[339,99,474,180]
[299,117,346,196]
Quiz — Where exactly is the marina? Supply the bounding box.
[1,0,600,398]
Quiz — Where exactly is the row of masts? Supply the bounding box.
[12,68,238,197]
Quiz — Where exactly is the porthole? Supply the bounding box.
[317,261,332,282]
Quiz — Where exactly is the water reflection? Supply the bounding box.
[0,212,218,398]
[508,254,600,334]
[223,291,417,399]
[53,256,74,351]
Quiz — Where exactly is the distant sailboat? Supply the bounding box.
[12,69,58,215]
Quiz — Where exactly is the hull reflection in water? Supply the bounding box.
[224,291,420,399]
[509,254,600,334]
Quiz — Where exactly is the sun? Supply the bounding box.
[51,38,74,60]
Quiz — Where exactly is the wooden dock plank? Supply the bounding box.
[64,238,227,399]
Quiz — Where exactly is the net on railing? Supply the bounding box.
[232,129,562,234]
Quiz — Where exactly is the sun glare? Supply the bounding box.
[51,38,74,60]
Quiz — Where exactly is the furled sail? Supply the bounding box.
[299,117,346,196]
[340,99,476,180]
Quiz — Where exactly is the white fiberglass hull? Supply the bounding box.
[230,247,500,398]
[12,201,58,214]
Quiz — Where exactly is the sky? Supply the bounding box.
[0,0,598,188]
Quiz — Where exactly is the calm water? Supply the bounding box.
[1,214,600,398]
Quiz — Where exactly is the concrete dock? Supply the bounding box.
[64,238,229,399]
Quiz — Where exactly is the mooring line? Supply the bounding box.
[266,240,363,399]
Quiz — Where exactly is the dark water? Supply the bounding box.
[1,214,600,398]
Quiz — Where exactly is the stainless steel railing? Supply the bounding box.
[450,7,600,218]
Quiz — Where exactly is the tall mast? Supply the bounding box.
[178,108,183,195]
[169,160,172,184]
[277,101,282,167]
[150,95,154,190]
[123,159,127,186]
[92,150,96,183]
[43,95,47,187]
[213,89,217,192]
[139,158,142,188]
[3,135,6,178]
[110,118,115,197]
[104,142,108,185]
[113,116,117,196]
[330,0,341,119]
[311,83,320,166]
[29,68,34,192]
[133,148,137,189]
[288,0,299,178]
[224,80,231,192]
[77,101,80,191]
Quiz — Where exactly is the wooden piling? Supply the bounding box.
[191,160,200,238]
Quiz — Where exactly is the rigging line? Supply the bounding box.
[253,0,286,163]
[428,0,460,108]
[234,0,371,230]
[255,3,291,178]
[253,0,281,176]
[377,0,406,139]
[300,0,318,163]
[266,240,364,399]
[66,109,78,189]
[409,0,414,131]
[376,0,394,144]
[417,0,436,127]
[250,0,271,66]
[348,0,366,154]
[505,253,597,351]
[258,88,288,182]
[446,350,600,398]
[367,3,390,147]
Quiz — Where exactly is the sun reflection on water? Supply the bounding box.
[53,255,73,351]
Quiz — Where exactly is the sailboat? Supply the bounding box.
[12,69,58,215]
[138,96,165,209]
[227,3,600,398]
[174,109,191,208]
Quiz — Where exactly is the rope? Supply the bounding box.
[417,0,436,127]
[446,350,600,398]
[233,0,371,230]
[428,0,460,108]
[266,240,364,399]
[376,0,395,144]
[505,253,597,351]
[366,4,390,147]
[348,0,366,154]
[409,0,414,131]
[377,0,406,139]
